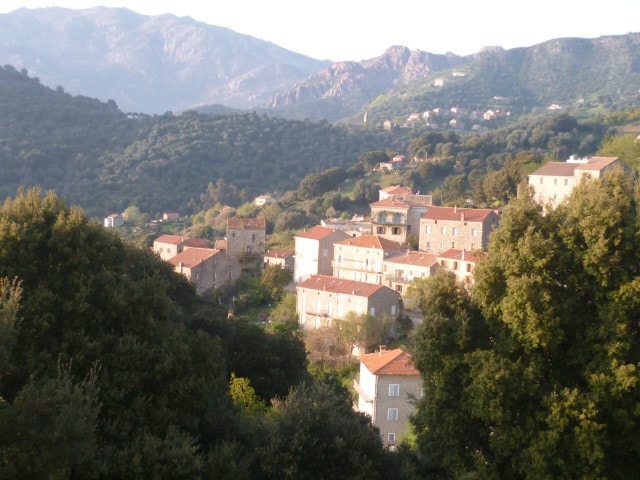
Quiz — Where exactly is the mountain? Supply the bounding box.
[0,7,329,113]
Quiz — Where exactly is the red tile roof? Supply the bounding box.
[296,274,392,298]
[335,234,408,251]
[227,217,266,230]
[183,238,210,248]
[421,206,496,222]
[369,197,412,208]
[295,225,349,240]
[381,185,413,195]
[575,156,619,171]
[359,348,419,376]
[436,248,483,263]
[530,162,579,177]
[265,248,295,258]
[384,251,438,267]
[167,247,221,268]
[154,235,208,247]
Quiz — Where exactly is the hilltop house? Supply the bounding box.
[104,213,123,228]
[354,347,422,449]
[294,226,350,283]
[528,155,622,211]
[152,235,210,261]
[419,206,500,253]
[296,275,400,329]
[167,247,239,293]
[382,251,439,295]
[333,235,408,285]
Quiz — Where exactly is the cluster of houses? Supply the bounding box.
[106,154,621,448]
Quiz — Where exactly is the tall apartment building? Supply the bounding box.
[419,206,499,253]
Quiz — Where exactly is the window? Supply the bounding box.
[392,227,400,235]
[395,285,402,292]
[377,226,384,234]
[441,226,446,235]
[322,248,328,257]
[425,225,431,234]
[451,241,455,248]
[553,178,557,185]
[391,305,397,315]
[564,178,569,186]
[388,433,396,442]
[425,241,430,251]
[539,178,543,184]
[369,307,375,315]
[387,408,399,421]
[453,261,458,270]
[453,227,458,236]
[467,263,472,272]
[252,233,256,241]
[389,384,400,396]
[471,228,478,236]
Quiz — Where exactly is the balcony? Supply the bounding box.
[331,259,382,272]
[353,379,373,403]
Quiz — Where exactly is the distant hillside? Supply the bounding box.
[0,65,397,218]
[0,7,329,113]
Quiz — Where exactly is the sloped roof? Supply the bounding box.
[295,225,349,240]
[183,238,210,248]
[359,348,419,376]
[575,156,619,171]
[530,162,579,177]
[369,197,412,208]
[227,217,266,230]
[167,247,221,268]
[265,248,295,258]
[381,185,413,195]
[384,251,438,267]
[296,274,392,298]
[421,206,496,222]
[335,234,407,251]
[436,248,484,263]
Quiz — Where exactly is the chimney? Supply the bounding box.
[379,344,387,354]
[461,212,465,222]
[454,205,457,213]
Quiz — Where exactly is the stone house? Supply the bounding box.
[295,275,400,329]
[436,248,484,287]
[226,217,266,260]
[264,248,295,271]
[382,251,439,295]
[354,347,422,449]
[104,213,123,228]
[333,235,408,285]
[167,247,240,293]
[419,206,500,253]
[370,194,432,244]
[528,156,622,211]
[152,234,210,261]
[294,226,350,283]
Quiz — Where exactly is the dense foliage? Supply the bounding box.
[410,168,640,479]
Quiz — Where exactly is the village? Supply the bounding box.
[103,153,622,448]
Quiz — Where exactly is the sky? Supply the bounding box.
[0,1,639,62]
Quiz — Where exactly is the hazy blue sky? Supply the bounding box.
[1,1,639,61]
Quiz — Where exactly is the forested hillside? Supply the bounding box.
[0,65,397,218]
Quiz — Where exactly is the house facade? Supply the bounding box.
[370,194,432,244]
[167,247,240,293]
[294,226,350,283]
[528,155,621,211]
[264,248,295,271]
[104,213,123,228]
[296,275,400,329]
[382,251,439,295]
[419,206,500,253]
[333,235,408,285]
[354,347,422,449]
[436,248,484,286]
[226,217,266,259]
[152,235,210,261]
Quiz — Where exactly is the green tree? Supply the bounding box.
[261,264,293,302]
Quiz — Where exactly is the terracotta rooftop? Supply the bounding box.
[265,248,295,258]
[575,156,619,171]
[384,251,438,267]
[335,234,408,251]
[381,185,413,195]
[421,206,496,222]
[359,348,420,376]
[227,217,266,230]
[296,274,392,298]
[167,247,221,268]
[369,197,412,208]
[530,162,579,177]
[436,248,484,263]
[154,235,208,247]
[295,225,349,241]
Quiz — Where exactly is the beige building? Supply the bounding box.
[226,217,266,259]
[528,156,621,211]
[354,347,422,449]
[370,194,432,244]
[104,213,123,228]
[382,251,439,295]
[264,248,295,271]
[152,235,210,261]
[294,226,350,283]
[436,248,484,287]
[419,206,500,253]
[333,235,408,285]
[379,185,413,201]
[167,247,239,293]
[296,275,400,329]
